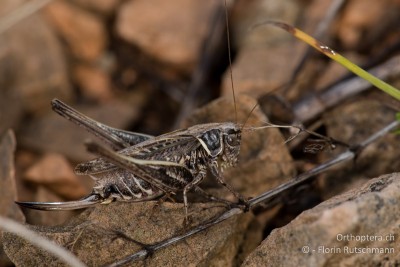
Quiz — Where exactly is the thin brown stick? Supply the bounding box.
[293,55,400,123]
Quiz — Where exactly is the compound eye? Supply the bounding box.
[226,134,239,146]
[227,135,233,145]
[227,129,236,135]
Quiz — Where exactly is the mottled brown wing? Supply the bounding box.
[75,134,201,175]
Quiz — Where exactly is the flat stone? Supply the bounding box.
[3,201,253,266]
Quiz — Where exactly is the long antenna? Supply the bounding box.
[224,0,237,123]
[241,102,258,131]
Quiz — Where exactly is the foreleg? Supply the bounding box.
[209,161,249,211]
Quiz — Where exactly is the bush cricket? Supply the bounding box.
[16,98,250,218]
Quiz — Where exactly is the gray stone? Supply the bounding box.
[242,173,400,266]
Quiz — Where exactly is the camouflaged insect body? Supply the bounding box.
[16,100,245,211]
[76,122,242,203]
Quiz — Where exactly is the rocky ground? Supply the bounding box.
[1,0,400,266]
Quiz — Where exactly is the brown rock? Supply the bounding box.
[13,151,38,209]
[4,201,253,266]
[222,44,304,98]
[44,0,107,61]
[116,0,219,74]
[336,0,400,50]
[183,95,295,198]
[71,0,121,16]
[222,0,302,98]
[230,0,300,48]
[73,64,113,102]
[24,153,88,200]
[242,173,400,266]
[0,0,72,116]
[0,130,25,266]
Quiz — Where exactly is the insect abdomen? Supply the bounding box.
[93,169,162,201]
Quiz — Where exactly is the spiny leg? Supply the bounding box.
[182,171,206,225]
[194,186,239,209]
[209,161,250,211]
